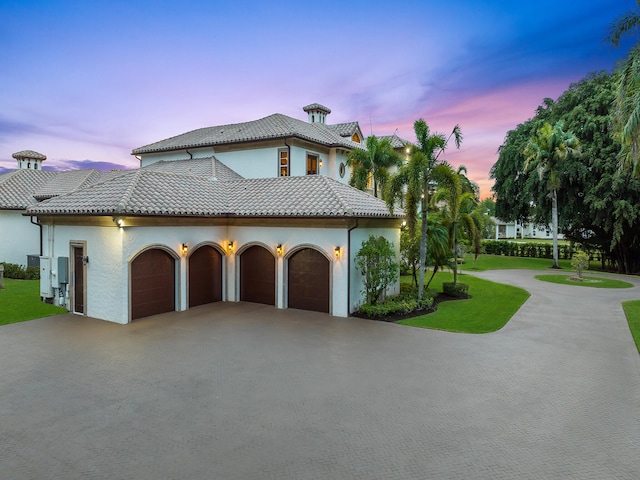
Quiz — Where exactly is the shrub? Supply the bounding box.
[443,282,469,298]
[355,235,399,305]
[571,251,590,279]
[357,292,435,319]
[0,262,40,280]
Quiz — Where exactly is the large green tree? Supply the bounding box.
[386,119,462,299]
[607,0,640,176]
[523,120,580,268]
[346,135,402,197]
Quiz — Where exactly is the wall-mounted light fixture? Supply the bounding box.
[319,159,323,168]
[401,220,407,227]
[227,241,234,253]
[276,244,283,256]
[113,217,124,228]
[181,243,188,255]
[334,246,341,258]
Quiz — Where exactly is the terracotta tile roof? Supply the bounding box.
[0,169,57,209]
[12,150,47,160]
[326,122,360,138]
[378,134,412,150]
[303,103,331,114]
[27,171,403,219]
[132,113,363,155]
[141,157,243,181]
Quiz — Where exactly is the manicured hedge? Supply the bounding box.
[0,262,40,280]
[482,240,575,259]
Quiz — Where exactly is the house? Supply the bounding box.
[0,150,122,266]
[493,218,564,240]
[26,105,404,324]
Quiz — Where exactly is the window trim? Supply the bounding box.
[306,153,319,175]
[278,148,289,177]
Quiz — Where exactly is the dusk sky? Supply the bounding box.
[0,0,636,198]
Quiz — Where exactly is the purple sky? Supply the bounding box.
[0,1,635,197]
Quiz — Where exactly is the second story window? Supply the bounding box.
[279,149,289,176]
[307,154,319,175]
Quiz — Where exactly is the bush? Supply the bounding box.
[357,292,435,319]
[443,282,469,298]
[0,262,40,280]
[355,235,399,305]
[571,251,590,279]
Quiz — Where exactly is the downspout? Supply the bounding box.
[347,219,359,315]
[186,149,193,159]
[30,216,43,256]
[284,138,291,175]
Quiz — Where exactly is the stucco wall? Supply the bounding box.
[0,210,41,265]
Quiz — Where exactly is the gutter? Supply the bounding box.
[30,216,43,256]
[347,218,359,316]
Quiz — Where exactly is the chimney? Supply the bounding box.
[303,103,331,124]
[12,150,46,170]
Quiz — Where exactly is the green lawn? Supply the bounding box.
[0,279,67,326]
[462,254,572,271]
[535,274,634,289]
[399,272,530,333]
[622,300,640,354]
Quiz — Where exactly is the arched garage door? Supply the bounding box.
[189,245,222,308]
[131,248,175,320]
[240,245,275,305]
[288,248,329,313]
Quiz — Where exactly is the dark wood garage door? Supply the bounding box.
[131,248,175,320]
[240,245,275,305]
[288,248,329,313]
[189,245,222,308]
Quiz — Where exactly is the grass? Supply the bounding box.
[535,274,634,289]
[463,254,572,271]
[0,279,67,326]
[398,272,530,333]
[622,300,640,355]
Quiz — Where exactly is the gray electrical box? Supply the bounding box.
[57,256,69,284]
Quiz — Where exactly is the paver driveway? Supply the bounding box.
[1,270,639,479]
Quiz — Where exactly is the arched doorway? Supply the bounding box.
[189,245,222,308]
[240,245,275,305]
[131,248,175,320]
[288,248,329,313]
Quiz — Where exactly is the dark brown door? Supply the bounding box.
[288,248,329,313]
[131,249,175,320]
[240,246,275,305]
[189,246,222,308]
[73,246,84,314]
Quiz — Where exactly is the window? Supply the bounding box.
[279,149,289,176]
[306,154,318,175]
[351,132,361,143]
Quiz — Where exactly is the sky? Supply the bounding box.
[0,0,636,198]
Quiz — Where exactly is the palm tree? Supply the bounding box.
[346,135,402,197]
[607,1,640,176]
[523,121,580,268]
[386,119,462,299]
[433,165,478,287]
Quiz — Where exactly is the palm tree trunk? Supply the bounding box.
[453,222,458,286]
[552,189,559,268]
[418,182,428,300]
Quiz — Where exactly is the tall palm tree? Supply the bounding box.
[523,121,580,268]
[607,1,640,176]
[346,135,402,197]
[386,119,462,299]
[433,165,478,287]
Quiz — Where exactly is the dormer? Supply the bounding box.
[12,150,46,170]
[303,103,331,124]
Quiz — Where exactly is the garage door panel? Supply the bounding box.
[288,248,329,313]
[131,249,175,320]
[189,246,222,308]
[240,246,275,305]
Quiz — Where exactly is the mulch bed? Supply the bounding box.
[352,292,471,323]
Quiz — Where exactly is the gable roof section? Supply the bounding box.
[132,113,363,155]
[141,157,244,181]
[32,169,106,201]
[27,171,403,219]
[0,169,57,209]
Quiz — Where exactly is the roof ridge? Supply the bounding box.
[322,176,351,215]
[114,170,144,214]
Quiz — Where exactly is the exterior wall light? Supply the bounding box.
[227,241,234,253]
[276,244,283,256]
[319,159,323,168]
[334,246,341,258]
[181,243,188,255]
[113,217,124,228]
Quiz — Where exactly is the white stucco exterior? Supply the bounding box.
[40,219,400,324]
[0,211,41,265]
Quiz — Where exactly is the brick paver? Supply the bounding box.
[1,270,639,479]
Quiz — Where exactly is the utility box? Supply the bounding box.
[57,257,69,284]
[40,257,53,298]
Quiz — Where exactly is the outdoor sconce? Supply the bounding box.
[227,241,234,253]
[276,244,283,256]
[181,243,188,255]
[113,217,124,228]
[334,246,341,258]
[319,159,323,168]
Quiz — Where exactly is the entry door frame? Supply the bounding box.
[70,241,87,315]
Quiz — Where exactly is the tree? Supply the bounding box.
[400,217,449,288]
[433,165,478,286]
[607,1,640,176]
[354,235,399,305]
[523,121,580,268]
[386,119,462,299]
[346,135,402,197]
